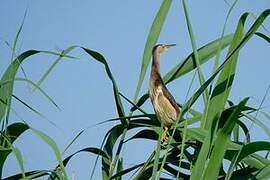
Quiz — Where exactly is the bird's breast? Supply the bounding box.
[149,84,177,126]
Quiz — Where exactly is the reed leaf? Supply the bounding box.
[189,9,270,179]
[126,129,159,142]
[110,163,142,180]
[202,12,248,130]
[52,147,111,171]
[255,32,270,43]
[0,50,39,122]
[2,170,52,180]
[101,122,148,178]
[11,147,25,179]
[81,47,129,178]
[116,158,123,180]
[255,163,270,179]
[237,141,270,162]
[13,94,45,117]
[30,127,68,179]
[134,0,172,102]
[182,0,209,105]
[203,98,248,180]
[33,46,78,92]
[163,34,234,84]
[0,49,75,123]
[242,112,270,137]
[82,47,126,125]
[177,9,270,115]
[0,123,29,178]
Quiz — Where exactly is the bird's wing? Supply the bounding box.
[161,85,180,116]
[155,86,179,123]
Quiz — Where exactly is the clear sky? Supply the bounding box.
[1,0,269,179]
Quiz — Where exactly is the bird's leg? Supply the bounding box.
[161,126,170,142]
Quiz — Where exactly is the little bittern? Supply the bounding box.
[149,44,180,141]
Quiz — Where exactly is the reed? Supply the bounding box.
[1,0,270,179]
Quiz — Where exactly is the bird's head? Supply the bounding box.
[152,44,176,55]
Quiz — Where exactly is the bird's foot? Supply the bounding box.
[160,130,170,149]
[161,127,170,142]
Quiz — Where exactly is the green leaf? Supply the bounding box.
[255,32,270,43]
[184,128,207,142]
[101,121,149,178]
[125,129,159,142]
[0,77,59,114]
[62,129,85,155]
[236,120,250,142]
[163,34,234,84]
[182,0,208,106]
[224,150,270,179]
[164,164,190,179]
[130,94,149,112]
[242,112,270,137]
[11,10,26,63]
[261,111,270,121]
[30,127,68,179]
[0,49,74,123]
[134,0,172,102]
[110,163,143,180]
[119,92,147,115]
[151,124,164,180]
[52,147,111,180]
[0,50,40,122]
[97,114,156,126]
[181,9,270,144]
[11,94,45,118]
[33,46,78,91]
[11,147,25,179]
[82,47,126,125]
[82,47,129,178]
[14,77,59,109]
[0,149,11,179]
[0,123,29,178]
[116,158,123,180]
[255,163,270,179]
[185,9,270,118]
[211,0,239,73]
[2,170,52,180]
[202,12,248,130]
[51,147,111,172]
[0,123,29,145]
[237,141,270,162]
[202,98,248,180]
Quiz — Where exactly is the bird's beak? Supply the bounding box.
[164,44,176,51]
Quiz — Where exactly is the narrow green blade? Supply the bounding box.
[30,127,68,179]
[203,98,248,180]
[202,12,248,130]
[82,47,126,124]
[0,123,29,178]
[256,163,270,179]
[134,0,172,102]
[0,50,40,122]
[163,34,234,84]
[182,0,209,105]
[33,46,78,92]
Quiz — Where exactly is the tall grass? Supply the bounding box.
[1,0,270,179]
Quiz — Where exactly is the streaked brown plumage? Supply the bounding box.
[149,44,180,140]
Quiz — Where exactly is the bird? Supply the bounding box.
[149,44,180,142]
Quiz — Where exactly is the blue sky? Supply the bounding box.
[1,0,269,179]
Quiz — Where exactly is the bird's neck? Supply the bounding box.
[151,52,161,79]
